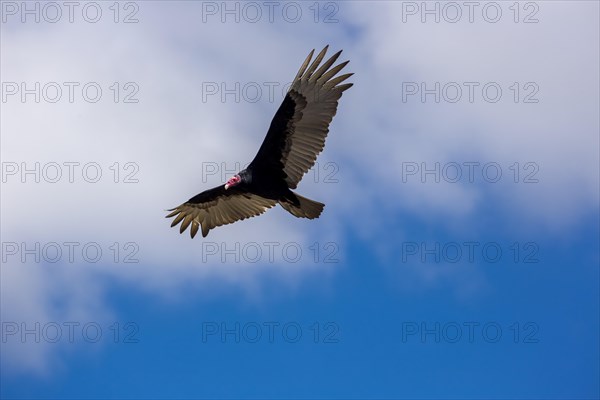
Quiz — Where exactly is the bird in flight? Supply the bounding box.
[167,45,353,238]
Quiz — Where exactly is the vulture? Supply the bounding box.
[167,45,353,238]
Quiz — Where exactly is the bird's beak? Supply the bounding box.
[224,174,240,190]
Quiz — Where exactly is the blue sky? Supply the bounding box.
[1,1,599,399]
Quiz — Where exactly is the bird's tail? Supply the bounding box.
[280,192,324,219]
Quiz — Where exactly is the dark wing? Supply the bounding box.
[250,45,353,189]
[166,186,277,238]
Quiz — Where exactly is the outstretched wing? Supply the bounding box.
[250,45,353,189]
[166,186,277,238]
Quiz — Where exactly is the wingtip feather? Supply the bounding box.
[293,48,315,83]
[190,221,199,239]
[310,49,343,82]
[304,46,329,79]
[170,212,185,227]
[337,83,354,92]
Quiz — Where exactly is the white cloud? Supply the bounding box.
[336,1,599,230]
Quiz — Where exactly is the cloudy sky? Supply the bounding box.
[1,1,598,398]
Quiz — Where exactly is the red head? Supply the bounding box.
[224,174,241,190]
